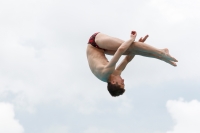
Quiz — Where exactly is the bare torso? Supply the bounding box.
[86,44,110,82]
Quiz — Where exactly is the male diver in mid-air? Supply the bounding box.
[86,31,178,97]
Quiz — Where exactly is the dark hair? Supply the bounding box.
[107,82,125,97]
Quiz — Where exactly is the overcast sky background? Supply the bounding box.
[0,0,200,133]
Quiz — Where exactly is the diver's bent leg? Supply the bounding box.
[96,33,163,57]
[95,33,124,50]
[95,33,177,62]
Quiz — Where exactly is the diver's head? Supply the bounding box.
[107,74,125,97]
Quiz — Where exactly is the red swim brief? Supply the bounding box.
[88,32,105,50]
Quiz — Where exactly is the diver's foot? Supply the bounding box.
[163,59,177,67]
[160,48,178,62]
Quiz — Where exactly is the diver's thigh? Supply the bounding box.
[95,33,124,50]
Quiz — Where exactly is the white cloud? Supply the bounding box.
[0,102,24,133]
[0,40,73,112]
[116,96,133,114]
[149,0,200,23]
[166,98,200,133]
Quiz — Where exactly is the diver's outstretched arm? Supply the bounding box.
[115,54,135,75]
[115,34,150,74]
[104,32,137,70]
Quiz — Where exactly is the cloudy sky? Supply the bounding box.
[0,0,200,133]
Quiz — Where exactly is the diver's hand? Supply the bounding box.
[130,31,137,41]
[138,35,149,42]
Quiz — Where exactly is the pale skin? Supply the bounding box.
[86,31,178,89]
